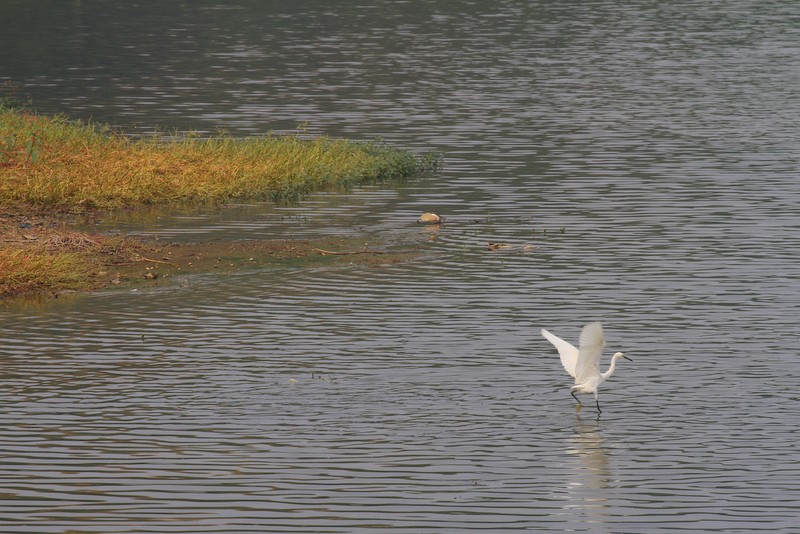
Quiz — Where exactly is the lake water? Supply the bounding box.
[3,1,800,532]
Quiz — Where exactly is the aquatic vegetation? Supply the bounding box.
[0,247,94,296]
[0,221,425,298]
[0,107,441,210]
[0,106,442,298]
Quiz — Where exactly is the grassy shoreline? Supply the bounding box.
[0,213,419,300]
[0,107,440,298]
[1,107,439,209]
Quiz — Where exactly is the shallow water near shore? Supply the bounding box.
[3,1,800,532]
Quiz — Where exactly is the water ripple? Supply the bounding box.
[4,0,800,532]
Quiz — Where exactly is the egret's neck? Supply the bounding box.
[601,357,620,380]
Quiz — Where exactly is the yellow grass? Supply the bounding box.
[0,107,441,298]
[0,246,94,296]
[0,107,439,210]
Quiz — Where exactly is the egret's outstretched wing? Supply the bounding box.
[575,322,605,383]
[541,328,579,378]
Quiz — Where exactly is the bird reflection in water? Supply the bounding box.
[562,415,612,525]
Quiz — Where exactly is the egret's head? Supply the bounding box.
[613,352,631,361]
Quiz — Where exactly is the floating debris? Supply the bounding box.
[311,372,333,382]
[314,247,386,255]
[418,212,443,224]
[487,242,512,250]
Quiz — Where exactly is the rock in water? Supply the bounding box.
[418,212,443,224]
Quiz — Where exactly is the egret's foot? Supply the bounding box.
[576,403,583,412]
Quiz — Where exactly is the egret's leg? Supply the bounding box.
[595,396,602,414]
[571,391,582,408]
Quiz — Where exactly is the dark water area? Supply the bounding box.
[3,1,800,532]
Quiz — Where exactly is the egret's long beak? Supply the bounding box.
[622,355,632,361]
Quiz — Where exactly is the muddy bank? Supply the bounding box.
[1,210,420,300]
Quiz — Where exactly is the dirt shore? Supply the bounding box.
[1,208,419,300]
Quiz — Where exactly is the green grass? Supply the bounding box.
[0,107,441,210]
[0,106,441,298]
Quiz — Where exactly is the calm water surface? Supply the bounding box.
[3,1,800,532]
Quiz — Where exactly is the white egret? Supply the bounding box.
[541,322,631,413]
